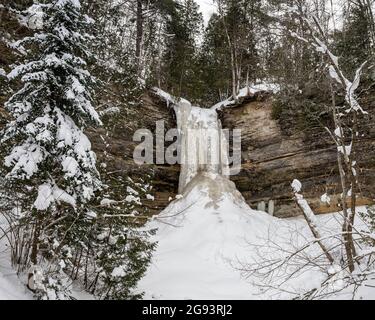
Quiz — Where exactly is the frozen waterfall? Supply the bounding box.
[174,101,230,193]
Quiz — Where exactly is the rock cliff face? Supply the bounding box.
[218,92,375,217]
[1,88,374,218]
[102,89,374,218]
[0,3,374,220]
[86,90,179,215]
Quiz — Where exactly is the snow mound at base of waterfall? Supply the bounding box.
[138,173,280,299]
[138,174,374,300]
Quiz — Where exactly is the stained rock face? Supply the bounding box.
[218,93,375,217]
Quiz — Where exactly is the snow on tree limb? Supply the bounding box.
[291,179,335,264]
[291,13,367,115]
[34,182,76,210]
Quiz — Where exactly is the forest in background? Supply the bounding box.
[2,1,375,107]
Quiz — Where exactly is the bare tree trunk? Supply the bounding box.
[330,0,337,33]
[157,23,163,88]
[364,0,375,53]
[228,35,238,101]
[27,213,42,291]
[235,50,241,96]
[136,0,144,76]
[330,85,355,272]
[246,67,250,95]
[218,0,238,102]
[347,112,359,259]
[30,215,41,266]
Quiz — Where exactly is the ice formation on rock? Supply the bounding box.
[174,101,230,193]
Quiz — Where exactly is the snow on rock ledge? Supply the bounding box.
[211,83,280,110]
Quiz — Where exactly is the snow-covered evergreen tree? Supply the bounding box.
[90,172,156,300]
[1,0,102,299]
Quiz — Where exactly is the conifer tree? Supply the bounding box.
[1,0,102,298]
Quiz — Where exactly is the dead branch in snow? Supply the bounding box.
[291,179,335,264]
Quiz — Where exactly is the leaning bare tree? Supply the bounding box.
[240,7,375,300]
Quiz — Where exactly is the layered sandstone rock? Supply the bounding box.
[219,93,375,217]
[86,90,179,215]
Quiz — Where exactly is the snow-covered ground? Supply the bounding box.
[0,217,32,300]
[2,183,372,300]
[0,264,31,300]
[138,173,373,300]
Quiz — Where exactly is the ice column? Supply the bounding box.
[175,101,230,193]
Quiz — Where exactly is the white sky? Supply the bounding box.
[195,0,217,25]
[195,0,352,29]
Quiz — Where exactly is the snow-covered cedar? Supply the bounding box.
[2,0,102,210]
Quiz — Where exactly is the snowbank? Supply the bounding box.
[0,267,31,300]
[138,173,274,299]
[138,173,373,300]
[211,83,280,110]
